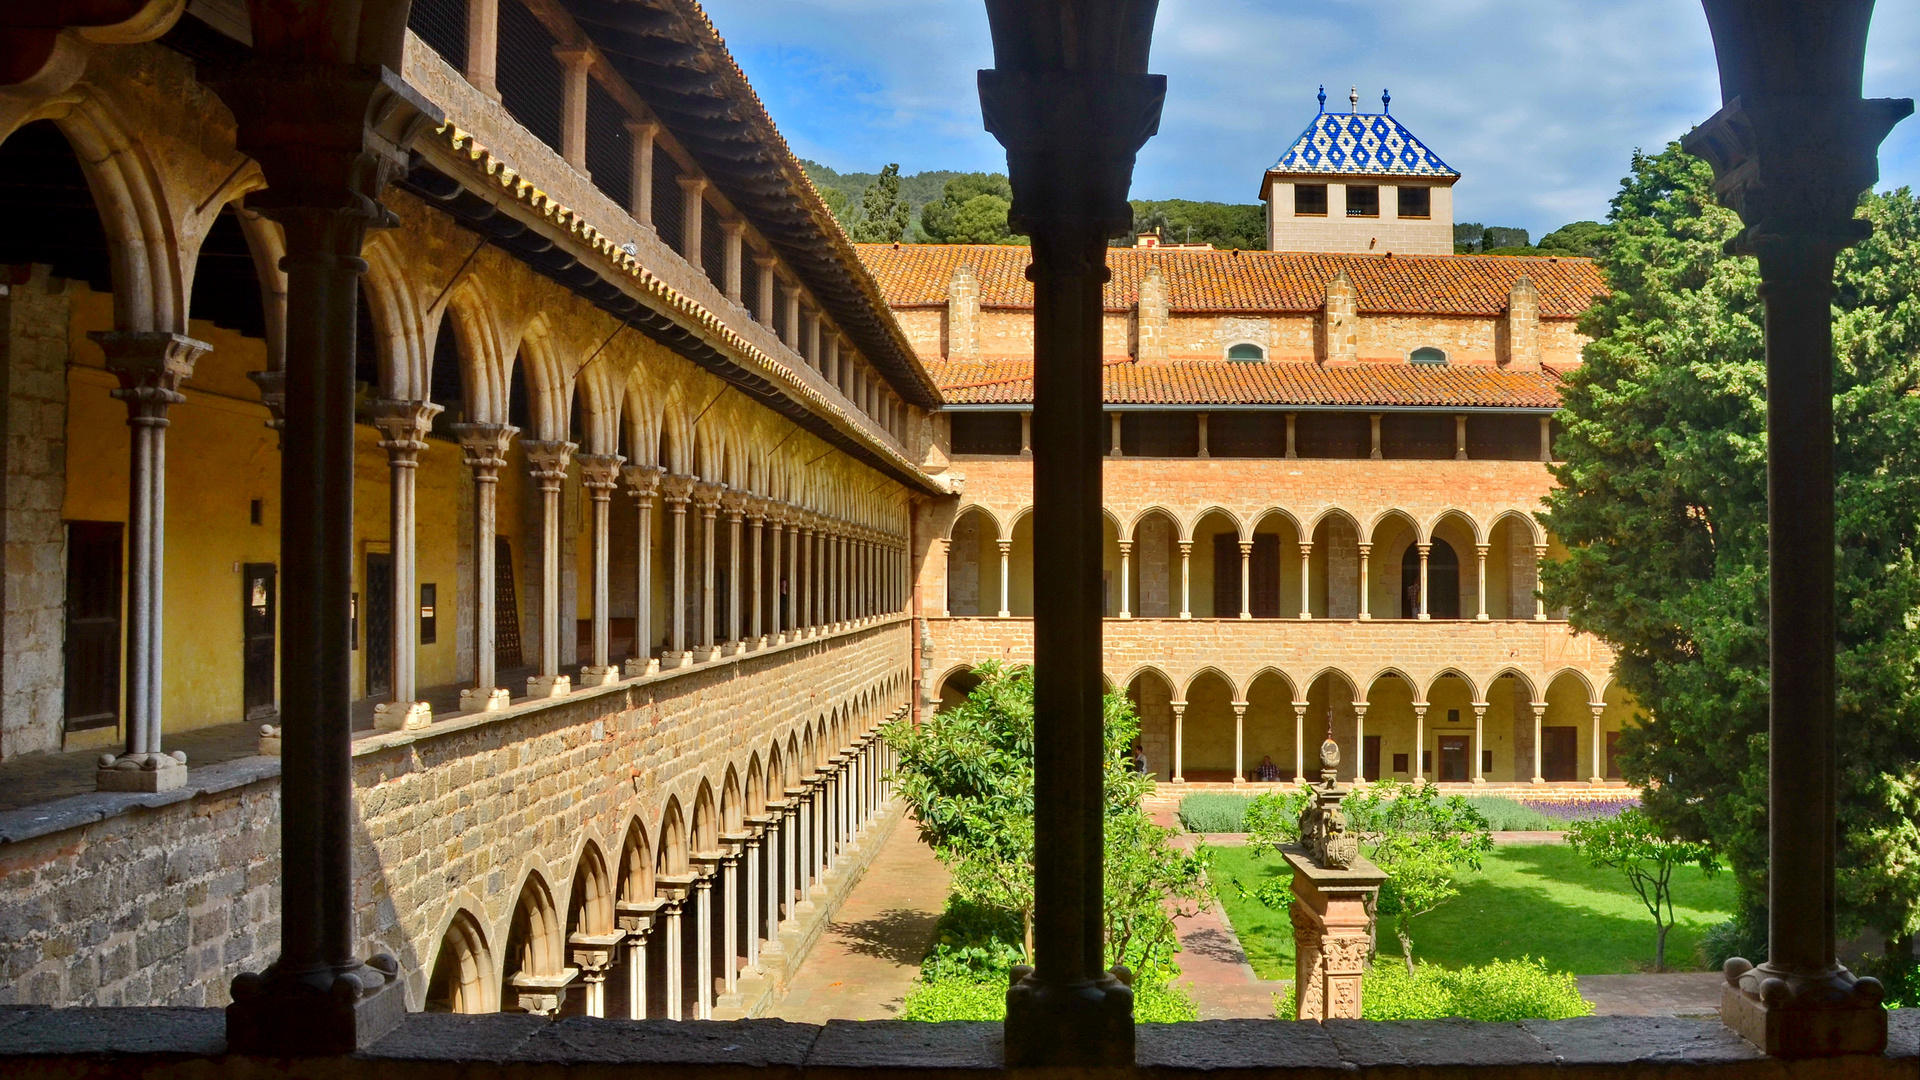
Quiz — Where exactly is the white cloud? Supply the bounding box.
[703,0,1920,238]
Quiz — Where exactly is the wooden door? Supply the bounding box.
[1541,726,1578,781]
[364,552,393,698]
[1249,534,1280,618]
[1363,735,1382,782]
[241,564,277,720]
[1211,533,1239,617]
[1438,735,1470,782]
[63,521,122,733]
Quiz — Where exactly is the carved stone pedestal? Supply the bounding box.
[1286,847,1385,1021]
[577,666,619,688]
[228,954,406,1055]
[1721,958,1886,1057]
[96,750,187,792]
[373,700,431,731]
[527,674,570,699]
[461,687,511,713]
[622,657,658,678]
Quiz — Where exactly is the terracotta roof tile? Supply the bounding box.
[855,244,1605,319]
[930,358,1565,409]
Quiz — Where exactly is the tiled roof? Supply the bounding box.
[1271,109,1458,178]
[855,245,1604,318]
[931,358,1565,409]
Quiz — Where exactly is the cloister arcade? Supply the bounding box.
[944,502,1557,621]
[415,680,907,1019]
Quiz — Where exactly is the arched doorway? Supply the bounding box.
[1401,539,1460,619]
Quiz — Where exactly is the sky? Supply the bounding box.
[699,0,1920,241]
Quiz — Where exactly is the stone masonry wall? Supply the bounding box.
[2,266,72,761]
[0,621,914,1010]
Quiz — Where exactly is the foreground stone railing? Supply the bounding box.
[0,1011,1913,1078]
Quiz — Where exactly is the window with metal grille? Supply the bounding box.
[1380,413,1452,458]
[1120,412,1200,457]
[1398,185,1431,219]
[1293,183,1327,216]
[1208,412,1283,457]
[407,0,467,71]
[771,280,788,340]
[950,413,1022,456]
[1293,412,1370,457]
[653,145,684,253]
[584,79,631,209]
[1465,414,1543,461]
[1346,184,1380,217]
[701,200,723,282]
[740,251,760,313]
[496,0,563,154]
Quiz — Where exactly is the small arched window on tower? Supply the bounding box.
[1226,342,1266,362]
[1410,347,1448,365]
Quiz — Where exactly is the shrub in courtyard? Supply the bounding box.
[1566,808,1717,971]
[885,662,1211,978]
[1176,792,1256,833]
[1274,957,1592,1021]
[1460,796,1559,831]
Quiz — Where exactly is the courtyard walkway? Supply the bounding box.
[765,813,952,1022]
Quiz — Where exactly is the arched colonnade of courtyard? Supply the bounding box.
[944,502,1557,621]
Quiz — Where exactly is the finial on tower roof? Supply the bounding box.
[1317,84,1326,113]
[1382,88,1391,113]
[1349,86,1359,112]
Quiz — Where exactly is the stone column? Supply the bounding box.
[748,505,766,644]
[1475,544,1490,620]
[554,47,592,171]
[662,476,693,664]
[1293,703,1308,784]
[1352,703,1368,785]
[689,864,716,1019]
[456,424,517,711]
[622,465,663,677]
[785,517,800,637]
[463,0,501,97]
[1472,702,1487,784]
[656,883,690,1020]
[577,454,624,686]
[1412,704,1427,784]
[1368,413,1382,459]
[721,220,745,304]
[1533,543,1549,619]
[801,522,817,634]
[1285,412,1298,458]
[769,515,788,640]
[1110,412,1122,457]
[755,256,777,326]
[1539,416,1553,463]
[626,119,656,228]
[1117,541,1132,618]
[696,486,720,657]
[522,440,576,698]
[1232,702,1247,783]
[1356,542,1372,620]
[719,842,746,995]
[1288,852,1386,1020]
[1178,540,1192,618]
[679,176,708,270]
[569,937,619,1018]
[996,539,1012,618]
[616,900,664,1019]
[723,493,745,647]
[1020,412,1033,456]
[1416,543,1431,620]
[94,333,206,792]
[1298,542,1313,619]
[1525,700,1546,784]
[370,400,442,731]
[217,66,438,1052]
[741,828,764,971]
[781,793,803,924]
[1590,702,1607,786]
[1171,700,1186,783]
[1454,414,1468,460]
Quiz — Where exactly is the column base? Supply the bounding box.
[660,652,692,670]
[623,657,660,678]
[258,726,282,756]
[1590,776,1608,786]
[1358,613,1371,620]
[1472,776,1487,785]
[577,665,620,688]
[1530,775,1547,786]
[1003,967,1135,1067]
[227,955,405,1055]
[1721,959,1887,1056]
[460,687,512,713]
[527,674,571,698]
[97,751,187,792]
[693,645,721,663]
[373,700,433,732]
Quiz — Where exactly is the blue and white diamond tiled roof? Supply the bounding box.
[1270,111,1459,179]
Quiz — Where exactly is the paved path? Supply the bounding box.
[1578,972,1724,1017]
[1170,898,1290,1019]
[765,816,952,1022]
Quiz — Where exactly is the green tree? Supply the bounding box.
[849,163,912,243]
[1566,808,1718,971]
[1241,781,1491,974]
[1537,219,1612,259]
[884,663,1209,977]
[1540,141,1920,955]
[1126,198,1267,249]
[818,184,852,229]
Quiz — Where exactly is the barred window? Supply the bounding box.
[407,0,467,71]
[950,413,1023,456]
[496,0,563,154]
[584,79,631,209]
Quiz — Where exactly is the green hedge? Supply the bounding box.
[1274,957,1592,1021]
[1176,793,1257,833]
[901,976,1199,1022]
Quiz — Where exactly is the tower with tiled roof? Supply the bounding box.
[1263,86,1459,256]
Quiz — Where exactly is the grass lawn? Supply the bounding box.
[1208,842,1735,980]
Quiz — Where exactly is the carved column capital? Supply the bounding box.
[454,422,518,478]
[660,473,695,506]
[522,440,576,489]
[94,331,208,418]
[623,463,664,501]
[577,453,625,496]
[371,399,442,465]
